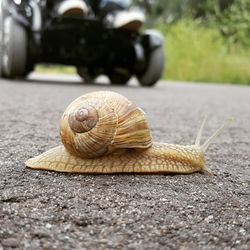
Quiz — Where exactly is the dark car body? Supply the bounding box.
[0,0,164,86]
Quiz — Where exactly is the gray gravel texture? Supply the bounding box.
[0,74,249,250]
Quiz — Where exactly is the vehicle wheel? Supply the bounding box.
[2,16,28,78]
[137,30,165,87]
[77,67,95,83]
[108,68,131,85]
[0,0,7,77]
[137,45,164,87]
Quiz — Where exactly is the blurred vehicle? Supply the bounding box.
[0,0,165,86]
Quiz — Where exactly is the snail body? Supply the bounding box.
[26,91,232,174]
[25,144,204,174]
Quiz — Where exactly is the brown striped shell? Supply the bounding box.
[60,91,152,158]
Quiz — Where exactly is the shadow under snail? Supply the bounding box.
[26,91,233,174]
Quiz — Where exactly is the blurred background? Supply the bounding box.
[39,0,250,85]
[135,0,250,85]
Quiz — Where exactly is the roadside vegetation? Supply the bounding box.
[36,65,75,74]
[158,19,250,84]
[37,0,250,85]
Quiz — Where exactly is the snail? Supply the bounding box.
[26,91,233,174]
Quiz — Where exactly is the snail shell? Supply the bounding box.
[60,91,152,158]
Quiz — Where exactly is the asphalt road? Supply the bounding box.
[0,73,249,250]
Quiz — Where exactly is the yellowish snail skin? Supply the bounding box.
[26,91,232,174]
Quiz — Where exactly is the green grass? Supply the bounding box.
[35,65,76,74]
[157,19,250,84]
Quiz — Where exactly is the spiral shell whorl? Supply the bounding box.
[68,104,99,133]
[60,91,152,158]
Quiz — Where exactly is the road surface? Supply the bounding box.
[0,73,249,249]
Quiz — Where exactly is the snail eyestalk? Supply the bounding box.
[201,118,234,152]
[195,115,208,147]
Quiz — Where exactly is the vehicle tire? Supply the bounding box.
[0,0,7,77]
[137,45,164,87]
[77,67,95,83]
[137,30,165,87]
[108,68,131,85]
[2,16,28,78]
